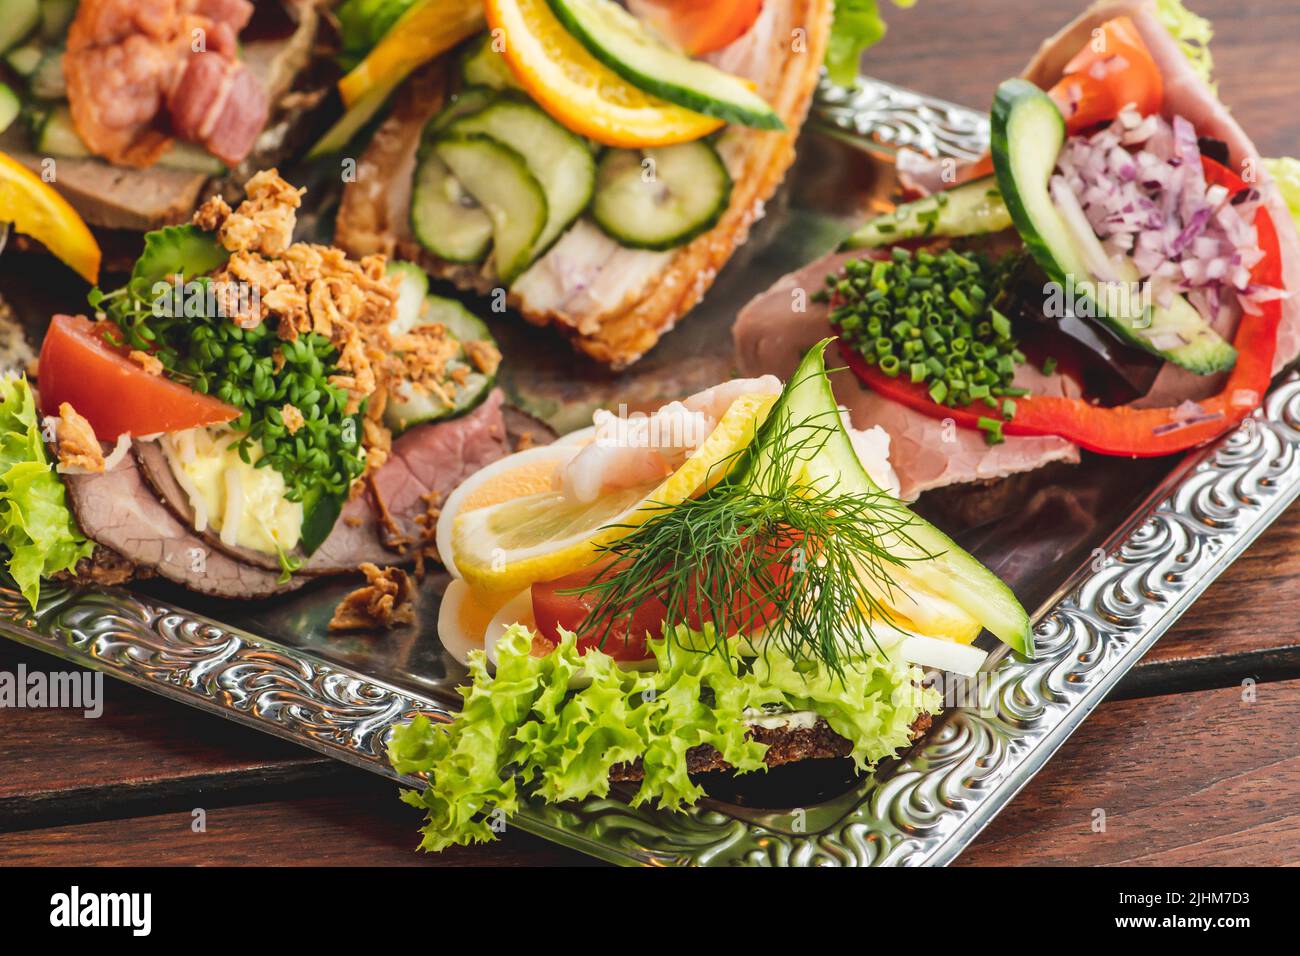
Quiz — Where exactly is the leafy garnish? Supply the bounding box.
[1264,158,1300,231]
[825,0,917,87]
[336,0,420,69]
[0,377,94,608]
[1157,0,1216,89]
[389,625,938,851]
[90,226,366,550]
[567,396,932,681]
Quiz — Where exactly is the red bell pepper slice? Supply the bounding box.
[840,157,1285,457]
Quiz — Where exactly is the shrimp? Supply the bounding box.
[558,376,781,503]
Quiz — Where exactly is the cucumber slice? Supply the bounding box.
[28,46,64,99]
[448,95,594,261]
[0,0,39,56]
[39,0,75,42]
[158,142,225,175]
[386,259,430,336]
[0,81,18,135]
[546,0,782,130]
[5,43,41,78]
[434,132,547,283]
[37,101,222,172]
[992,79,1236,375]
[845,176,1013,249]
[410,151,495,264]
[742,340,1033,656]
[36,103,89,156]
[460,33,522,91]
[384,294,498,432]
[306,79,398,159]
[424,294,493,343]
[426,85,497,135]
[591,140,730,250]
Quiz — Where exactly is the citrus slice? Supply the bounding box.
[452,391,776,593]
[436,442,584,579]
[483,0,724,148]
[338,0,486,108]
[0,150,100,283]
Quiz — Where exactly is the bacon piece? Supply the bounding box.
[167,52,268,166]
[63,0,265,168]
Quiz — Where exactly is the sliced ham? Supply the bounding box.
[733,251,1081,499]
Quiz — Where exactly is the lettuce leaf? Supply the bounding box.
[1157,0,1216,89]
[389,624,940,852]
[335,0,420,69]
[1264,158,1300,231]
[825,0,917,88]
[0,377,94,609]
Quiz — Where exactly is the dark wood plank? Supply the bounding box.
[0,641,355,829]
[0,776,593,867]
[2,678,1293,867]
[866,0,1300,160]
[959,679,1300,865]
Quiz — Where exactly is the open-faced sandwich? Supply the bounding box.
[328,0,842,368]
[0,0,326,235]
[0,168,513,605]
[389,341,1030,851]
[735,0,1300,500]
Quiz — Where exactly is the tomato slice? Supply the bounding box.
[1047,16,1163,133]
[531,535,796,662]
[628,0,764,56]
[37,314,239,440]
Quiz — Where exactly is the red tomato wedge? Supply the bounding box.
[37,314,239,440]
[627,0,764,55]
[1048,16,1163,134]
[532,536,797,662]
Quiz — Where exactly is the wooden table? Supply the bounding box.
[2,0,1298,867]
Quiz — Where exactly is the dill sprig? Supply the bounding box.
[565,406,938,680]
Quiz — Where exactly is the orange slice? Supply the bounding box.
[484,0,723,147]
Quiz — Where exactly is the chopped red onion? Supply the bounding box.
[1055,107,1288,327]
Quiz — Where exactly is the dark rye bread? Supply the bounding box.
[608,711,934,782]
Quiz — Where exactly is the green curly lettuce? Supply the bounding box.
[1157,0,1216,89]
[0,377,94,609]
[389,625,939,852]
[1264,158,1300,231]
[825,0,918,88]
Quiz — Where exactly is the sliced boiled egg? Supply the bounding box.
[437,578,521,666]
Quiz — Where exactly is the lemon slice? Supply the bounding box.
[0,149,100,283]
[452,391,776,593]
[484,0,723,148]
[436,442,584,579]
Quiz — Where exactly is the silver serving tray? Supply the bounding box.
[4,78,1298,866]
